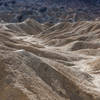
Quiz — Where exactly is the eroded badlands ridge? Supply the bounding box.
[1,19,100,100]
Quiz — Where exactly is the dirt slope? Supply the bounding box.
[1,19,100,100]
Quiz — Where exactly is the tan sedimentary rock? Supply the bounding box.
[0,19,100,100]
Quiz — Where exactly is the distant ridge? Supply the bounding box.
[0,0,100,23]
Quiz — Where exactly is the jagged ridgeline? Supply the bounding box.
[0,18,100,100]
[1,0,100,100]
[0,0,100,23]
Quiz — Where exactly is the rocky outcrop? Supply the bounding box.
[0,0,100,23]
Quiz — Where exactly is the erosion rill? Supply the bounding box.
[0,19,100,100]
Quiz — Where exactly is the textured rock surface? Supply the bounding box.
[1,19,100,100]
[0,0,100,23]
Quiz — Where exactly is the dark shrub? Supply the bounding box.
[39,7,47,13]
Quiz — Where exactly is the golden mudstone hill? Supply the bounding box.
[1,19,100,100]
